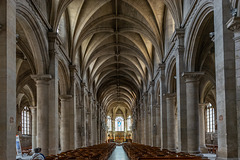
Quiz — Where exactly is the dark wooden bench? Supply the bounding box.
[22,146,32,155]
[206,144,218,154]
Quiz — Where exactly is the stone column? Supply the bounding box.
[159,64,167,149]
[144,92,150,145]
[112,118,115,141]
[31,75,52,155]
[97,105,101,144]
[182,72,204,154]
[88,93,93,146]
[0,0,16,159]
[92,100,97,145]
[48,32,59,155]
[124,118,127,141]
[199,103,207,152]
[166,93,176,151]
[175,29,187,152]
[155,105,161,147]
[227,16,240,157]
[150,81,156,146]
[30,107,37,150]
[69,66,81,149]
[140,98,146,144]
[60,95,72,152]
[137,106,142,143]
[81,83,87,147]
[214,1,238,159]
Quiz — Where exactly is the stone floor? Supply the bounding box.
[203,153,216,160]
[108,146,129,160]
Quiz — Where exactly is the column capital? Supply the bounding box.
[158,63,165,70]
[199,103,208,109]
[48,32,62,45]
[69,65,77,72]
[227,16,240,32]
[182,72,205,82]
[59,94,72,100]
[175,28,185,37]
[29,106,37,112]
[144,91,148,96]
[81,82,86,87]
[88,92,92,97]
[164,93,176,99]
[31,74,52,82]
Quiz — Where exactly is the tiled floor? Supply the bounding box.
[108,146,129,160]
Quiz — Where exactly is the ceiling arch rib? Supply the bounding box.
[55,0,168,111]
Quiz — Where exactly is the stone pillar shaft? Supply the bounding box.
[183,72,203,154]
[150,81,157,147]
[31,107,37,150]
[214,0,238,158]
[140,100,146,144]
[227,16,240,157]
[81,83,87,147]
[48,32,59,155]
[175,29,187,152]
[0,0,16,159]
[166,94,176,151]
[60,95,72,152]
[32,75,51,155]
[159,64,167,149]
[199,103,206,151]
[144,92,150,145]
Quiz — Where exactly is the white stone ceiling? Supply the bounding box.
[53,0,166,111]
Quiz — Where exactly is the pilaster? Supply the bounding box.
[30,106,37,150]
[227,16,240,157]
[0,2,16,157]
[165,93,176,151]
[60,95,72,152]
[175,28,187,152]
[159,64,167,149]
[214,0,238,158]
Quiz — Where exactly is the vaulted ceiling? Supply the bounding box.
[51,0,172,112]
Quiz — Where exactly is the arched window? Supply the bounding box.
[115,117,124,131]
[206,103,215,133]
[22,106,31,135]
[107,116,112,131]
[127,116,132,131]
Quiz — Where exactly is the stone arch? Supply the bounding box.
[16,6,48,74]
[184,1,214,71]
[166,57,176,93]
[58,59,70,95]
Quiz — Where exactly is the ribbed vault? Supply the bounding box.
[55,0,168,111]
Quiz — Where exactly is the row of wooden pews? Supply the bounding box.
[45,143,116,160]
[123,143,208,160]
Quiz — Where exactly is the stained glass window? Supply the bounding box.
[115,117,124,131]
[206,103,215,133]
[22,106,31,135]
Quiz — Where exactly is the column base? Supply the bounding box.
[200,146,208,153]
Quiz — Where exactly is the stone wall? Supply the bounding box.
[205,132,218,145]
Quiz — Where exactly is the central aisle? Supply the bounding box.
[108,146,129,160]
